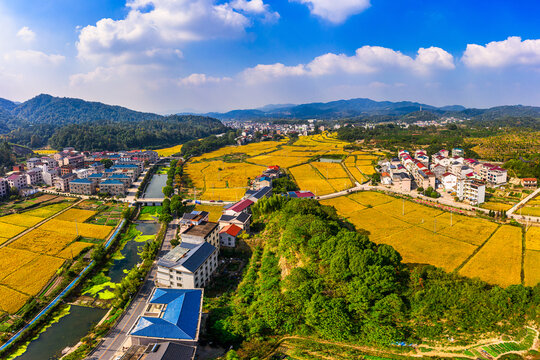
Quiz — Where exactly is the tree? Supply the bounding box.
[170,238,180,247]
[122,207,133,220]
[91,244,107,264]
[162,185,174,198]
[100,159,113,169]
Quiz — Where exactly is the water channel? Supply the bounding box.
[13,221,161,360]
[141,173,167,199]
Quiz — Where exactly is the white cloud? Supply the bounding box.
[178,73,232,86]
[77,0,276,65]
[242,45,455,82]
[16,26,36,42]
[462,36,540,68]
[292,0,370,23]
[3,50,65,66]
[231,0,279,21]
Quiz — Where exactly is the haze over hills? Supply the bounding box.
[203,97,540,121]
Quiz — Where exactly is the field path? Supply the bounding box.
[508,187,540,216]
[0,198,85,250]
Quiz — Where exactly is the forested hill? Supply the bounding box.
[207,196,540,357]
[0,94,227,151]
[203,97,540,121]
[10,94,163,125]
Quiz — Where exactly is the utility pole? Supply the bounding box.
[450,212,453,226]
[434,218,436,233]
[402,198,405,216]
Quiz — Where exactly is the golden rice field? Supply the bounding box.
[39,219,113,239]
[519,206,540,217]
[8,229,77,256]
[194,204,224,222]
[156,144,183,157]
[55,208,96,223]
[311,162,349,179]
[0,286,29,314]
[323,191,539,286]
[249,154,308,168]
[33,149,57,155]
[56,241,94,259]
[526,227,540,251]
[25,203,72,218]
[2,255,65,296]
[0,213,43,227]
[200,188,247,202]
[184,133,381,200]
[524,251,540,287]
[459,225,522,287]
[0,222,27,239]
[481,201,514,211]
[290,164,335,196]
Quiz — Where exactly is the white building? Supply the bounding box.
[156,242,218,289]
[480,164,508,185]
[441,173,458,191]
[6,173,27,190]
[457,179,486,205]
[219,224,242,248]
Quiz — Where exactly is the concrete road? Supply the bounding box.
[87,221,173,360]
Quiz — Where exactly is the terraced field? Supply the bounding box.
[184,133,382,200]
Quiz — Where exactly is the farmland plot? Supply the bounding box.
[459,225,522,287]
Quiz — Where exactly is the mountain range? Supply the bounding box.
[202,97,540,121]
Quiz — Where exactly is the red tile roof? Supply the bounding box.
[220,224,243,237]
[228,199,254,213]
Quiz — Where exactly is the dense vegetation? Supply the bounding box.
[181,131,238,158]
[0,94,228,150]
[47,116,226,151]
[504,155,540,179]
[0,141,16,175]
[208,197,540,358]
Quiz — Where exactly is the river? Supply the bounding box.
[12,221,161,360]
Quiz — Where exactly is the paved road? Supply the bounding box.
[87,221,173,360]
[507,187,540,216]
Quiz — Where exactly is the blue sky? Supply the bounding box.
[0,0,539,113]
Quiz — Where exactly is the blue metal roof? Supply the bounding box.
[112,164,139,168]
[88,173,103,178]
[110,173,130,178]
[130,288,202,340]
[100,179,123,185]
[69,178,93,184]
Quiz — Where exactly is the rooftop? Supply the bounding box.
[158,242,216,272]
[69,178,93,184]
[227,199,254,213]
[100,179,124,185]
[181,221,218,238]
[220,223,243,237]
[129,288,202,341]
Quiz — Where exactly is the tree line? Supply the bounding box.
[207,197,540,358]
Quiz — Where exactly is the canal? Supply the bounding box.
[13,221,161,360]
[141,173,167,199]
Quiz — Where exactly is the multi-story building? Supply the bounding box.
[128,288,202,347]
[480,164,508,185]
[26,157,42,169]
[40,166,59,186]
[457,179,486,205]
[6,173,27,189]
[64,154,85,168]
[54,173,77,192]
[25,168,43,185]
[180,222,219,248]
[99,179,126,196]
[218,212,251,231]
[69,178,97,195]
[74,168,90,179]
[60,165,74,176]
[89,162,105,174]
[0,178,8,197]
[156,242,218,289]
[88,173,103,186]
[108,173,132,187]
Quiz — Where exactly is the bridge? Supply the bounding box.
[135,197,165,206]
